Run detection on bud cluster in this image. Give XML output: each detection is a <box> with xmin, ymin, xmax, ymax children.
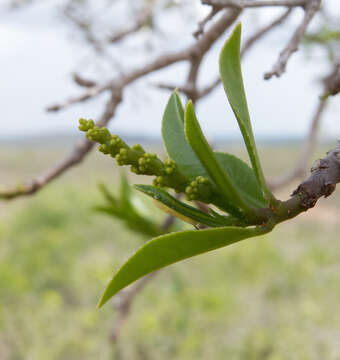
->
<box><xmin>185</xmin><ymin>176</ymin><xmax>212</xmax><ymax>202</ymax></box>
<box><xmin>79</xmin><ymin>118</ymin><xmax>215</xmax><ymax>204</ymax></box>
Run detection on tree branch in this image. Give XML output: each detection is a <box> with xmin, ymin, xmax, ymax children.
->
<box><xmin>0</xmin><ymin>90</ymin><xmax>122</xmax><ymax>199</ymax></box>
<box><xmin>72</xmin><ymin>72</ymin><xmax>97</xmax><ymax>88</ymax></box>
<box><xmin>322</xmin><ymin>62</ymin><xmax>340</xmax><ymax>98</ymax></box>
<box><xmin>202</xmin><ymin>0</ymin><xmax>306</xmax><ymax>9</ymax></box>
<box><xmin>156</xmin><ymin>8</ymin><xmax>292</xmax><ymax>99</ymax></box>
<box><xmin>193</xmin><ymin>6</ymin><xmax>221</xmax><ymax>39</ymax></box>
<box><xmin>269</xmin><ymin>97</ymin><xmax>328</xmax><ymax>190</ymax></box>
<box><xmin>46</xmin><ymin>8</ymin><xmax>241</xmax><ymax>113</ymax></box>
<box><xmin>122</xmin><ymin>7</ymin><xmax>242</xmax><ymax>86</ymax></box>
<box><xmin>46</xmin><ymin>82</ymin><xmax>113</xmax><ymax>112</ymax></box>
<box><xmin>110</xmin><ymin>270</ymin><xmax>158</xmax><ymax>342</ymax></box>
<box><xmin>292</xmin><ymin>144</ymin><xmax>340</xmax><ymax>210</ymax></box>
<box><xmin>1</xmin><ymin>8</ymin><xmax>241</xmax><ymax>200</ymax></box>
<box><xmin>264</xmin><ymin>0</ymin><xmax>321</xmax><ymax>79</ymax></box>
<box><xmin>249</xmin><ymin>144</ymin><xmax>340</xmax><ymax>226</ymax></box>
<box><xmin>241</xmin><ymin>7</ymin><xmax>292</xmax><ymax>55</ymax></box>
<box><xmin>108</xmin><ymin>2</ymin><xmax>154</xmax><ymax>44</ymax></box>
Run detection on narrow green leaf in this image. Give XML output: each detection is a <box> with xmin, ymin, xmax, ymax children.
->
<box><xmin>96</xmin><ymin>180</ymin><xmax>162</xmax><ymax>238</ymax></box>
<box><xmin>184</xmin><ymin>101</ymin><xmax>253</xmax><ymax>215</ymax></box>
<box><xmin>98</xmin><ymin>225</ymin><xmax>270</xmax><ymax>307</ymax></box>
<box><xmin>215</xmin><ymin>152</ymin><xmax>268</xmax><ymax>208</ymax></box>
<box><xmin>135</xmin><ymin>184</ymin><xmax>238</xmax><ymax>227</ymax></box>
<box><xmin>162</xmin><ymin>91</ymin><xmax>206</xmax><ymax>179</ymax></box>
<box><xmin>98</xmin><ymin>183</ymin><xmax>117</xmax><ymax>205</ymax></box>
<box><xmin>219</xmin><ymin>23</ymin><xmax>274</xmax><ymax>202</ymax></box>
<box><xmin>119</xmin><ymin>174</ymin><xmax>133</xmax><ymax>211</ymax></box>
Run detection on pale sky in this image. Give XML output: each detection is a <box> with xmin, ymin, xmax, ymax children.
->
<box><xmin>0</xmin><ymin>0</ymin><xmax>339</xmax><ymax>141</ymax></box>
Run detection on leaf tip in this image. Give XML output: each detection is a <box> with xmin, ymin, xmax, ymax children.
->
<box><xmin>231</xmin><ymin>22</ymin><xmax>242</xmax><ymax>41</ymax></box>
<box><xmin>185</xmin><ymin>99</ymin><xmax>195</xmax><ymax>118</ymax></box>
<box><xmin>97</xmin><ymin>293</ymin><xmax>108</xmax><ymax>309</ymax></box>
<box><xmin>97</xmin><ymin>279</ymin><xmax>120</xmax><ymax>308</ymax></box>
<box><xmin>184</xmin><ymin>101</ymin><xmax>194</xmax><ymax>136</ymax></box>
<box><xmin>186</xmin><ymin>99</ymin><xmax>193</xmax><ymax>108</ymax></box>
<box><xmin>219</xmin><ymin>22</ymin><xmax>242</xmax><ymax>66</ymax></box>
<box><xmin>235</xmin><ymin>21</ymin><xmax>242</xmax><ymax>33</ymax></box>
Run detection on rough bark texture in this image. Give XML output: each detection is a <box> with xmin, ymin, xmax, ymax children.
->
<box><xmin>293</xmin><ymin>144</ymin><xmax>340</xmax><ymax>210</ymax></box>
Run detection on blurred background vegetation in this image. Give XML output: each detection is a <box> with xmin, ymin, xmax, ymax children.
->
<box><xmin>1</xmin><ymin>0</ymin><xmax>340</xmax><ymax>358</ymax></box>
<box><xmin>1</xmin><ymin>141</ymin><xmax>340</xmax><ymax>359</ymax></box>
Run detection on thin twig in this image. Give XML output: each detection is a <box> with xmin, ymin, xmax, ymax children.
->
<box><xmin>155</xmin><ymin>8</ymin><xmax>292</xmax><ymax>99</ymax></box>
<box><xmin>108</xmin><ymin>1</ymin><xmax>154</xmax><ymax>43</ymax></box>
<box><xmin>0</xmin><ymin>90</ymin><xmax>122</xmax><ymax>199</ymax></box>
<box><xmin>202</xmin><ymin>0</ymin><xmax>306</xmax><ymax>9</ymax></box>
<box><xmin>193</xmin><ymin>6</ymin><xmax>221</xmax><ymax>39</ymax></box>
<box><xmin>241</xmin><ymin>8</ymin><xmax>292</xmax><ymax>55</ymax></box>
<box><xmin>269</xmin><ymin>97</ymin><xmax>328</xmax><ymax>190</ymax></box>
<box><xmin>46</xmin><ymin>8</ymin><xmax>241</xmax><ymax>113</ymax></box>
<box><xmin>1</xmin><ymin>8</ymin><xmax>241</xmax><ymax>200</ymax></box>
<box><xmin>322</xmin><ymin>62</ymin><xmax>340</xmax><ymax>98</ymax></box>
<box><xmin>46</xmin><ymin>82</ymin><xmax>114</xmax><ymax>112</ymax></box>
<box><xmin>110</xmin><ymin>271</ymin><xmax>158</xmax><ymax>342</ymax></box>
<box><xmin>122</xmin><ymin>7</ymin><xmax>242</xmax><ymax>86</ymax></box>
<box><xmin>264</xmin><ymin>0</ymin><xmax>321</xmax><ymax>79</ymax></box>
<box><xmin>62</xmin><ymin>4</ymin><xmax>104</xmax><ymax>54</ymax></box>
<box><xmin>73</xmin><ymin>73</ymin><xmax>97</xmax><ymax>88</ymax></box>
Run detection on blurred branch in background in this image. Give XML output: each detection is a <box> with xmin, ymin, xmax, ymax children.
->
<box><xmin>1</xmin><ymin>2</ymin><xmax>242</xmax><ymax>199</ymax></box>
<box><xmin>269</xmin><ymin>97</ymin><xmax>328</xmax><ymax>190</ymax></box>
<box><xmin>263</xmin><ymin>0</ymin><xmax>321</xmax><ymax>79</ymax></box>
<box><xmin>1</xmin><ymin>0</ymin><xmax>340</xmax><ymax>345</ymax></box>
<box><xmin>1</xmin><ymin>0</ymin><xmax>328</xmax><ymax>200</ymax></box>
<box><xmin>154</xmin><ymin>7</ymin><xmax>293</xmax><ymax>100</ymax></box>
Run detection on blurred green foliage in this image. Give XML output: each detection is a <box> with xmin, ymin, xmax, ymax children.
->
<box><xmin>1</xmin><ymin>175</ymin><xmax>340</xmax><ymax>358</ymax></box>
<box><xmin>303</xmin><ymin>25</ymin><xmax>340</xmax><ymax>62</ymax></box>
<box><xmin>95</xmin><ymin>175</ymin><xmax>175</xmax><ymax>238</ymax></box>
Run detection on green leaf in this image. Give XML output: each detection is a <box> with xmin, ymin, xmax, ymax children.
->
<box><xmin>98</xmin><ymin>183</ymin><xmax>117</xmax><ymax>205</ymax></box>
<box><xmin>215</xmin><ymin>152</ymin><xmax>268</xmax><ymax>208</ymax></box>
<box><xmin>135</xmin><ymin>184</ymin><xmax>239</xmax><ymax>227</ymax></box>
<box><xmin>96</xmin><ymin>181</ymin><xmax>162</xmax><ymax>238</ymax></box>
<box><xmin>219</xmin><ymin>23</ymin><xmax>273</xmax><ymax>202</ymax></box>
<box><xmin>162</xmin><ymin>91</ymin><xmax>206</xmax><ymax>179</ymax></box>
<box><xmin>184</xmin><ymin>101</ymin><xmax>253</xmax><ymax>216</ymax></box>
<box><xmin>119</xmin><ymin>174</ymin><xmax>134</xmax><ymax>212</ymax></box>
<box><xmin>98</xmin><ymin>224</ymin><xmax>269</xmax><ymax>307</ymax></box>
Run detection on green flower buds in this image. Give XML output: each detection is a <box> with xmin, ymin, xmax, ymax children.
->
<box><xmin>152</xmin><ymin>159</ymin><xmax>187</xmax><ymax>193</ymax></box>
<box><xmin>79</xmin><ymin>118</ymin><xmax>214</xmax><ymax>206</ymax></box>
<box><xmin>78</xmin><ymin>118</ymin><xmax>95</xmax><ymax>132</ymax></box>
<box><xmin>185</xmin><ymin>176</ymin><xmax>212</xmax><ymax>202</ymax></box>
<box><xmin>138</xmin><ymin>153</ymin><xmax>164</xmax><ymax>175</ymax></box>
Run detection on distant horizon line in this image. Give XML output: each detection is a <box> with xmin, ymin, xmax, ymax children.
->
<box><xmin>0</xmin><ymin>131</ymin><xmax>338</xmax><ymax>147</ymax></box>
